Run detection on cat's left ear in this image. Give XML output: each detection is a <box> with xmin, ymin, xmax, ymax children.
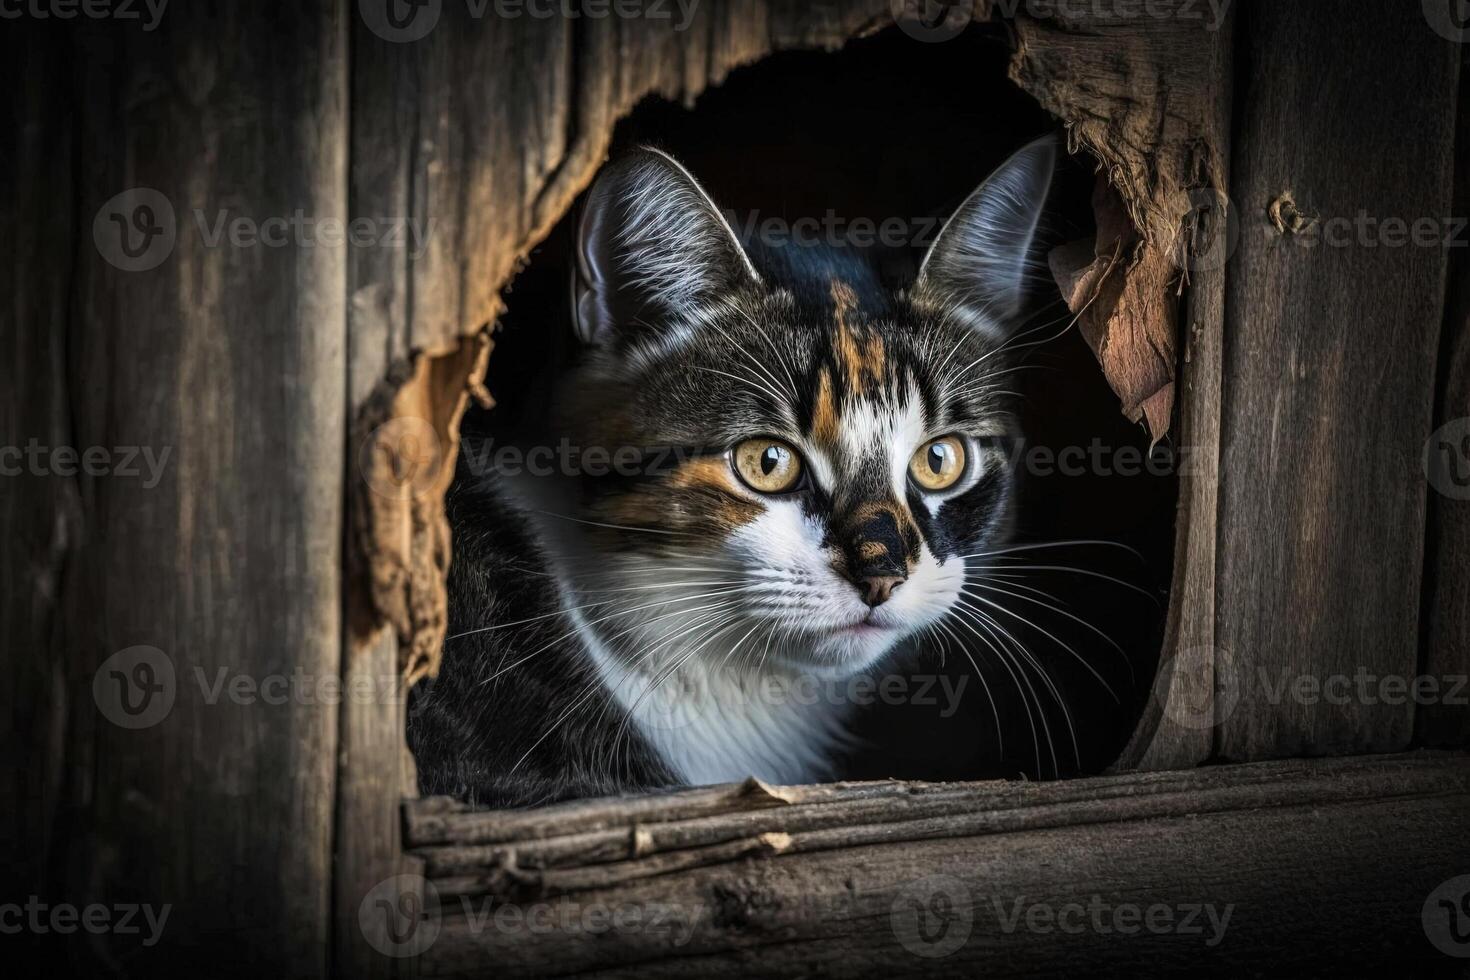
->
<box><xmin>573</xmin><ymin>148</ymin><xmax>761</xmax><ymax>348</ymax></box>
<box><xmin>914</xmin><ymin>135</ymin><xmax>1057</xmax><ymax>333</ymax></box>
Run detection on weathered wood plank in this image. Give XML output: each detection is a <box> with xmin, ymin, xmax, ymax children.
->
<box><xmin>1422</xmin><ymin>44</ymin><xmax>1470</xmax><ymax>749</ymax></box>
<box><xmin>405</xmin><ymin>754</ymin><xmax>1470</xmax><ymax>977</ymax></box>
<box><xmin>1217</xmin><ymin>0</ymin><xmax>1461</xmax><ymax>759</ymax></box>
<box><xmin>51</xmin><ymin>5</ymin><xmax>350</xmax><ymax>973</ymax></box>
<box><xmin>404</xmin><ymin>754</ymin><xmax>1464</xmax><ymax>886</ymax></box>
<box><xmin>1045</xmin><ymin>1</ymin><xmax>1236</xmax><ymax>771</ymax></box>
<box><xmin>0</xmin><ymin>21</ymin><xmax>77</xmax><ymax>905</ymax></box>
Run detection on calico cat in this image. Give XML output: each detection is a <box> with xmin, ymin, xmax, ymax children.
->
<box><xmin>408</xmin><ymin>136</ymin><xmax>1058</xmax><ymax>808</ymax></box>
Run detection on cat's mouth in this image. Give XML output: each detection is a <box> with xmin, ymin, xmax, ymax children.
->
<box><xmin>830</xmin><ymin>611</ymin><xmax>901</xmax><ymax>637</ymax></box>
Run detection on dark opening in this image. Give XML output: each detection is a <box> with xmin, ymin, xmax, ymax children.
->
<box><xmin>460</xmin><ymin>26</ymin><xmax>1175</xmax><ymax>782</ymax></box>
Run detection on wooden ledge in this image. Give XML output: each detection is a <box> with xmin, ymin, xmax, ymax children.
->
<box><xmin>400</xmin><ymin>753</ymin><xmax>1470</xmax><ymax>976</ymax></box>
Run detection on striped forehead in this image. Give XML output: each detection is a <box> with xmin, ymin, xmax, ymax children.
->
<box><xmin>813</xmin><ymin>388</ymin><xmax>927</xmax><ymax>502</ymax></box>
<box><xmin>798</xmin><ymin>279</ymin><xmax>928</xmax><ymax>497</ymax></box>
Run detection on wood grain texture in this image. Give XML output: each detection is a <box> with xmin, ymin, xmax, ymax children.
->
<box><xmin>1422</xmin><ymin>45</ymin><xmax>1470</xmax><ymax>749</ymax></box>
<box><xmin>401</xmin><ymin>754</ymin><xmax>1470</xmax><ymax>977</ymax></box>
<box><xmin>1092</xmin><ymin>2</ymin><xmax>1234</xmax><ymax>771</ymax></box>
<box><xmin>1217</xmin><ymin>0</ymin><xmax>1461</xmax><ymax>759</ymax></box>
<box><xmin>0</xmin><ymin>22</ymin><xmax>78</xmax><ymax>905</ymax></box>
<box><xmin>35</xmin><ymin>5</ymin><xmax>350</xmax><ymax>973</ymax></box>
<box><xmin>405</xmin><ymin>755</ymin><xmax>1461</xmax><ymax>890</ymax></box>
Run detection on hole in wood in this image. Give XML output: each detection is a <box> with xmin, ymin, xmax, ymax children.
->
<box><xmin>410</xmin><ymin>27</ymin><xmax>1175</xmax><ymax>807</ymax></box>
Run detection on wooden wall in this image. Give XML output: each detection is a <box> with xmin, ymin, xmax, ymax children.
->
<box><xmin>1215</xmin><ymin>1</ymin><xmax>1461</xmax><ymax>760</ymax></box>
<box><xmin>5</xmin><ymin>4</ymin><xmax>350</xmax><ymax>975</ymax></box>
<box><xmin>2</xmin><ymin>1</ymin><xmax>1465</xmax><ymax>976</ymax></box>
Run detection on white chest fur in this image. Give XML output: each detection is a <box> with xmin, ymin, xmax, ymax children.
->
<box><xmin>571</xmin><ymin>607</ymin><xmax>854</xmax><ymax>787</ymax></box>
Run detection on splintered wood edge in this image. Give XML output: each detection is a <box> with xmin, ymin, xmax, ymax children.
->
<box><xmin>403</xmin><ymin>752</ymin><xmax>1467</xmax><ymax>854</ymax></box>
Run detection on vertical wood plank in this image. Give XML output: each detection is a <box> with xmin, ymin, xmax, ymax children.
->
<box><xmin>1098</xmin><ymin>5</ymin><xmax>1235</xmax><ymax>771</ymax></box>
<box><xmin>1218</xmin><ymin>0</ymin><xmax>1459</xmax><ymax>759</ymax></box>
<box><xmin>55</xmin><ymin>4</ymin><xmax>350</xmax><ymax>972</ymax></box>
<box><xmin>0</xmin><ymin>21</ymin><xmax>77</xmax><ymax>907</ymax></box>
<box><xmin>1421</xmin><ymin>44</ymin><xmax>1470</xmax><ymax>748</ymax></box>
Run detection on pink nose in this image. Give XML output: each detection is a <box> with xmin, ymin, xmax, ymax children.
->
<box><xmin>857</xmin><ymin>575</ymin><xmax>904</xmax><ymax>607</ymax></box>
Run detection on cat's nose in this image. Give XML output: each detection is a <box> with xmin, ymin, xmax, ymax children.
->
<box><xmin>857</xmin><ymin>574</ymin><xmax>905</xmax><ymax>607</ymax></box>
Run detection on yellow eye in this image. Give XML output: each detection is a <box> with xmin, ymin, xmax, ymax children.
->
<box><xmin>733</xmin><ymin>438</ymin><xmax>804</xmax><ymax>494</ymax></box>
<box><xmin>910</xmin><ymin>436</ymin><xmax>967</xmax><ymax>491</ymax></box>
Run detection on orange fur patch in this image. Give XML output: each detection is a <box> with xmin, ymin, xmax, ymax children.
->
<box><xmin>813</xmin><ymin>368</ymin><xmax>840</xmax><ymax>445</ymax></box>
<box><xmin>670</xmin><ymin>457</ymin><xmax>762</xmax><ymax>529</ymax></box>
<box><xmin>830</xmin><ymin>278</ymin><xmax>886</xmax><ymax>393</ymax></box>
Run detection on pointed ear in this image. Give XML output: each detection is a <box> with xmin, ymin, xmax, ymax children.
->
<box><xmin>573</xmin><ymin>148</ymin><xmax>761</xmax><ymax>348</ymax></box>
<box><xmin>914</xmin><ymin>135</ymin><xmax>1057</xmax><ymax>331</ymax></box>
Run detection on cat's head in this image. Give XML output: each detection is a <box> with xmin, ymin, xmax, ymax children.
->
<box><xmin>551</xmin><ymin>139</ymin><xmax>1055</xmax><ymax>677</ymax></box>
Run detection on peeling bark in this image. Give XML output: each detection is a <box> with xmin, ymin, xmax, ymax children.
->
<box><xmin>351</xmin><ymin>334</ymin><xmax>493</xmax><ymax>685</ymax></box>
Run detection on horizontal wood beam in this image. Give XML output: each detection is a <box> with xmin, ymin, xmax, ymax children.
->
<box><xmin>394</xmin><ymin>754</ymin><xmax>1470</xmax><ymax>975</ymax></box>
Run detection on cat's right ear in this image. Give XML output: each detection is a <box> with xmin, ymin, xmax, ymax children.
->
<box><xmin>573</xmin><ymin>148</ymin><xmax>761</xmax><ymax>348</ymax></box>
<box><xmin>913</xmin><ymin>135</ymin><xmax>1057</xmax><ymax>334</ymax></box>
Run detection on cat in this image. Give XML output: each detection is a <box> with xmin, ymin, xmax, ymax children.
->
<box><xmin>408</xmin><ymin>136</ymin><xmax>1058</xmax><ymax>808</ymax></box>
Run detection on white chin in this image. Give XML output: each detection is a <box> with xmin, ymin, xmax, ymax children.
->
<box><xmin>778</xmin><ymin>624</ymin><xmax>908</xmax><ymax>678</ymax></box>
